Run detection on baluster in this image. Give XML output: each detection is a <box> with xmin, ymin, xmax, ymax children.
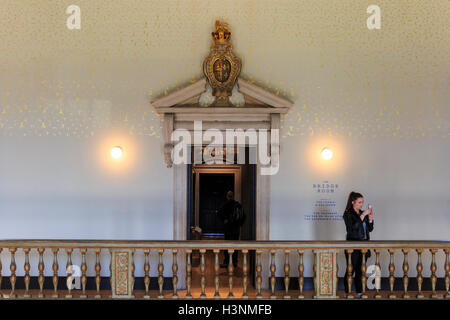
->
<box><xmin>336</xmin><ymin>257</ymin><xmax>340</xmax><ymax>299</ymax></box>
<box><xmin>213</xmin><ymin>250</ymin><xmax>220</xmax><ymax>299</ymax></box>
<box><xmin>65</xmin><ymin>248</ymin><xmax>73</xmax><ymax>298</ymax></box>
<box><xmin>131</xmin><ymin>249</ymin><xmax>135</xmax><ymax>298</ymax></box>
<box><xmin>94</xmin><ymin>249</ymin><xmax>101</xmax><ymax>298</ymax></box>
<box><xmin>37</xmin><ymin>248</ymin><xmax>45</xmax><ymax>298</ymax></box>
<box><xmin>346</xmin><ymin>250</ymin><xmax>354</xmax><ymax>299</ymax></box>
<box><xmin>416</xmin><ymin>249</ymin><xmax>424</xmax><ymax>299</ymax></box>
<box><xmin>313</xmin><ymin>251</ymin><xmax>317</xmax><ymax>295</ymax></box>
<box><xmin>158</xmin><ymin>249</ymin><xmax>164</xmax><ymax>299</ymax></box>
<box><xmin>186</xmin><ymin>249</ymin><xmax>192</xmax><ymax>299</ymax></box>
<box><xmin>227</xmin><ymin>250</ymin><xmax>234</xmax><ymax>299</ymax></box>
<box><xmin>430</xmin><ymin>249</ymin><xmax>438</xmax><ymax>299</ymax></box>
<box><xmin>143</xmin><ymin>249</ymin><xmax>150</xmax><ymax>299</ymax></box>
<box><xmin>270</xmin><ymin>250</ymin><xmax>276</xmax><ymax>299</ymax></box>
<box><xmin>242</xmin><ymin>250</ymin><xmax>249</xmax><ymax>299</ymax></box>
<box><xmin>9</xmin><ymin>248</ymin><xmax>17</xmax><ymax>298</ymax></box>
<box><xmin>172</xmin><ymin>250</ymin><xmax>178</xmax><ymax>299</ymax></box>
<box><xmin>402</xmin><ymin>249</ymin><xmax>409</xmax><ymax>298</ymax></box>
<box><xmin>374</xmin><ymin>249</ymin><xmax>381</xmax><ymax>299</ymax></box>
<box><xmin>283</xmin><ymin>250</ymin><xmax>290</xmax><ymax>299</ymax></box>
<box><xmin>80</xmin><ymin>249</ymin><xmax>87</xmax><ymax>298</ymax></box>
<box><xmin>0</xmin><ymin>248</ymin><xmax>2</xmax><ymax>299</ymax></box>
<box><xmin>23</xmin><ymin>248</ymin><xmax>31</xmax><ymax>298</ymax></box>
<box><xmin>388</xmin><ymin>249</ymin><xmax>396</xmax><ymax>299</ymax></box>
<box><xmin>298</xmin><ymin>250</ymin><xmax>304</xmax><ymax>299</ymax></box>
<box><xmin>109</xmin><ymin>249</ymin><xmax>112</xmax><ymax>298</ymax></box>
<box><xmin>444</xmin><ymin>249</ymin><xmax>449</xmax><ymax>299</ymax></box>
<box><xmin>256</xmin><ymin>250</ymin><xmax>262</xmax><ymax>299</ymax></box>
<box><xmin>199</xmin><ymin>249</ymin><xmax>207</xmax><ymax>298</ymax></box>
<box><xmin>336</xmin><ymin>256</ymin><xmax>339</xmax><ymax>290</ymax></box>
<box><xmin>361</xmin><ymin>249</ymin><xmax>368</xmax><ymax>299</ymax></box>
<box><xmin>52</xmin><ymin>248</ymin><xmax>59</xmax><ymax>298</ymax></box>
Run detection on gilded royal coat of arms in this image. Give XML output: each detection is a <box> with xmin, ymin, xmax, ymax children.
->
<box><xmin>203</xmin><ymin>21</ymin><xmax>242</xmax><ymax>100</ymax></box>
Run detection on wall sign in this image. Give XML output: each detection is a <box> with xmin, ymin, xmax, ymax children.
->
<box><xmin>304</xmin><ymin>181</ymin><xmax>342</xmax><ymax>221</ymax></box>
<box><xmin>313</xmin><ymin>182</ymin><xmax>338</xmax><ymax>193</ymax></box>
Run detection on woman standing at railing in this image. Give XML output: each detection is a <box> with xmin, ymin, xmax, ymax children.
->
<box><xmin>343</xmin><ymin>191</ymin><xmax>374</xmax><ymax>297</ymax></box>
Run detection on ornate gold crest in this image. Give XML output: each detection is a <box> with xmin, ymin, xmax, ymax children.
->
<box><xmin>203</xmin><ymin>21</ymin><xmax>242</xmax><ymax>100</ymax></box>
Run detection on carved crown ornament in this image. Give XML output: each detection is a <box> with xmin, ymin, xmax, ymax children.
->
<box><xmin>203</xmin><ymin>20</ymin><xmax>242</xmax><ymax>101</ymax></box>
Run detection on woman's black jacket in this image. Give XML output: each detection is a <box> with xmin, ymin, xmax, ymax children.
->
<box><xmin>343</xmin><ymin>208</ymin><xmax>374</xmax><ymax>241</ymax></box>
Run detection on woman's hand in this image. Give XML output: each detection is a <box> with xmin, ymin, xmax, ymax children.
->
<box><xmin>361</xmin><ymin>208</ymin><xmax>370</xmax><ymax>220</ymax></box>
<box><xmin>369</xmin><ymin>209</ymin><xmax>374</xmax><ymax>222</ymax></box>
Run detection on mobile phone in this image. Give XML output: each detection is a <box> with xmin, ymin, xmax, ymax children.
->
<box><xmin>368</xmin><ymin>204</ymin><xmax>372</xmax><ymax>209</ymax></box>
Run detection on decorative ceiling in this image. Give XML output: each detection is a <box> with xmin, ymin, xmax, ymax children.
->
<box><xmin>0</xmin><ymin>0</ymin><xmax>448</xmax><ymax>139</ymax></box>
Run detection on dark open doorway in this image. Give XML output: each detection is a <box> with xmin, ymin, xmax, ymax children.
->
<box><xmin>187</xmin><ymin>164</ymin><xmax>256</xmax><ymax>241</ymax></box>
<box><xmin>199</xmin><ymin>173</ymin><xmax>234</xmax><ymax>237</ymax></box>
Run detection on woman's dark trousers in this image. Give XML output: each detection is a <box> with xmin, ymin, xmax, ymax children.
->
<box><xmin>344</xmin><ymin>249</ymin><xmax>369</xmax><ymax>293</ymax></box>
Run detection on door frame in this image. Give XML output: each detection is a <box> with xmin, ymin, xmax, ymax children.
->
<box><xmin>192</xmin><ymin>165</ymin><xmax>242</xmax><ymax>229</ymax></box>
<box><xmin>174</xmin><ymin>161</ymin><xmax>270</xmax><ymax>241</ymax></box>
<box><xmin>173</xmin><ymin>158</ymin><xmax>271</xmax><ymax>289</ymax></box>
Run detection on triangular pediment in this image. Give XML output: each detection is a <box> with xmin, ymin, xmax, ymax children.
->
<box><xmin>151</xmin><ymin>77</ymin><xmax>293</xmax><ymax>114</ymax></box>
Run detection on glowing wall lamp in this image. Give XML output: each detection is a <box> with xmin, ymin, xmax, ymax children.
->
<box><xmin>110</xmin><ymin>146</ymin><xmax>123</xmax><ymax>159</ymax></box>
<box><xmin>321</xmin><ymin>147</ymin><xmax>333</xmax><ymax>160</ymax></box>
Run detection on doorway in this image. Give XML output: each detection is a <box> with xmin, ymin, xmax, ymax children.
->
<box><xmin>189</xmin><ymin>165</ymin><xmax>242</xmax><ymax>239</ymax></box>
<box><xmin>187</xmin><ymin>164</ymin><xmax>255</xmax><ymax>241</ymax></box>
<box><xmin>199</xmin><ymin>173</ymin><xmax>234</xmax><ymax>237</ymax></box>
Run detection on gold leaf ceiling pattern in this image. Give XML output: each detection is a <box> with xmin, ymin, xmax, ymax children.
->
<box><xmin>0</xmin><ymin>0</ymin><xmax>448</xmax><ymax>139</ymax></box>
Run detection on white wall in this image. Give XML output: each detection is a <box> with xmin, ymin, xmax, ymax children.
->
<box><xmin>270</xmin><ymin>134</ymin><xmax>449</xmax><ymax>277</ymax></box>
<box><xmin>0</xmin><ymin>134</ymin><xmax>174</xmax><ymax>276</ymax></box>
<box><xmin>0</xmin><ymin>1</ymin><xmax>448</xmax><ymax>279</ymax></box>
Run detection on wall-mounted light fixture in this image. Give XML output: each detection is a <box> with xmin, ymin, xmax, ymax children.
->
<box><xmin>110</xmin><ymin>146</ymin><xmax>123</xmax><ymax>159</ymax></box>
<box><xmin>321</xmin><ymin>147</ymin><xmax>333</xmax><ymax>160</ymax></box>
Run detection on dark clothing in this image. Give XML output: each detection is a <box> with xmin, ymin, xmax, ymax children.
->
<box><xmin>223</xmin><ymin>228</ymin><xmax>240</xmax><ymax>266</ymax></box>
<box><xmin>218</xmin><ymin>199</ymin><xmax>243</xmax><ymax>266</ymax></box>
<box><xmin>343</xmin><ymin>208</ymin><xmax>374</xmax><ymax>241</ymax></box>
<box><xmin>344</xmin><ymin>250</ymin><xmax>370</xmax><ymax>293</ymax></box>
<box><xmin>343</xmin><ymin>208</ymin><xmax>374</xmax><ymax>293</ymax></box>
<box><xmin>218</xmin><ymin>199</ymin><xmax>245</xmax><ymax>231</ymax></box>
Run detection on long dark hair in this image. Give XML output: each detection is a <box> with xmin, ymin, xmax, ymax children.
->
<box><xmin>344</xmin><ymin>191</ymin><xmax>364</xmax><ymax>213</ymax></box>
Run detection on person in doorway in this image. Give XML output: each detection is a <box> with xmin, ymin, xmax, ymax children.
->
<box><xmin>218</xmin><ymin>190</ymin><xmax>245</xmax><ymax>268</ymax></box>
<box><xmin>342</xmin><ymin>191</ymin><xmax>374</xmax><ymax>298</ymax></box>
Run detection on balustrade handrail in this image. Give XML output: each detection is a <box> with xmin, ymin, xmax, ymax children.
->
<box><xmin>0</xmin><ymin>239</ymin><xmax>448</xmax><ymax>299</ymax></box>
<box><xmin>0</xmin><ymin>239</ymin><xmax>448</xmax><ymax>250</ymax></box>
